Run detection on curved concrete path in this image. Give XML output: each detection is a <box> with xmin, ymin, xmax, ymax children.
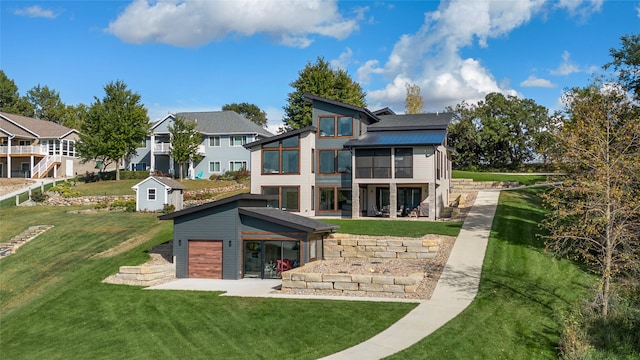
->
<box><xmin>320</xmin><ymin>190</ymin><xmax>500</xmax><ymax>359</ymax></box>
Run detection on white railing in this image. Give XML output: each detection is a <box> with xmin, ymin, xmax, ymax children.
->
<box><xmin>153</xmin><ymin>142</ymin><xmax>171</xmax><ymax>154</ymax></box>
<box><xmin>32</xmin><ymin>155</ymin><xmax>61</xmax><ymax>178</ymax></box>
<box><xmin>0</xmin><ymin>145</ymin><xmax>47</xmax><ymax>155</ymax></box>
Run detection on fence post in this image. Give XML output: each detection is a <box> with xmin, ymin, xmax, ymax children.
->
<box><xmin>28</xmin><ymin>188</ymin><xmax>32</xmax><ymax>201</ymax></box>
<box><xmin>16</xmin><ymin>194</ymin><xmax>19</xmax><ymax>206</ymax></box>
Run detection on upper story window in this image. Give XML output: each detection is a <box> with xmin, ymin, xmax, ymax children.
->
<box><xmin>261</xmin><ymin>136</ymin><xmax>299</xmax><ymax>175</ymax></box>
<box><xmin>355</xmin><ymin>148</ymin><xmax>391</xmax><ymax>179</ymax></box>
<box><xmin>318</xmin><ymin>149</ymin><xmax>351</xmax><ymax>175</ymax></box>
<box><xmin>395</xmin><ymin>148</ymin><xmax>413</xmax><ymax>178</ymax></box>
<box><xmin>318</xmin><ymin>116</ymin><xmax>353</xmax><ymax>137</ymax></box>
<box><xmin>42</xmin><ymin>139</ymin><xmax>77</xmax><ymax>157</ymax></box>
<box><xmin>147</xmin><ymin>188</ymin><xmax>156</xmax><ymax>201</ymax></box>
<box><xmin>231</xmin><ymin>135</ymin><xmax>247</xmax><ymax>146</ymax></box>
<box><xmin>209</xmin><ymin>136</ymin><xmax>220</xmax><ymax>147</ymax></box>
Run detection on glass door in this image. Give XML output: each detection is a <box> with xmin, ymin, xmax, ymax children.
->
<box><xmin>244</xmin><ymin>240</ymin><xmax>301</xmax><ymax>279</ymax></box>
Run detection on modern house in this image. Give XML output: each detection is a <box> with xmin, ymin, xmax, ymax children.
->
<box><xmin>132</xmin><ymin>176</ymin><xmax>186</xmax><ymax>212</ymax></box>
<box><xmin>244</xmin><ymin>94</ymin><xmax>454</xmax><ymax>220</ymax></box>
<box><xmin>0</xmin><ymin>112</ymin><xmax>95</xmax><ymax>178</ymax></box>
<box><xmin>159</xmin><ymin>194</ymin><xmax>338</xmax><ymax>279</ymax></box>
<box><xmin>127</xmin><ymin>111</ymin><xmax>273</xmax><ymax>179</ymax></box>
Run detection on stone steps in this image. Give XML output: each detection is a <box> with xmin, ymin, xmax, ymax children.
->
<box><xmin>0</xmin><ymin>225</ymin><xmax>54</xmax><ymax>259</ymax></box>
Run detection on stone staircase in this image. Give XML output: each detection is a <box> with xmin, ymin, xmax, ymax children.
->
<box><xmin>0</xmin><ymin>225</ymin><xmax>54</xmax><ymax>258</ymax></box>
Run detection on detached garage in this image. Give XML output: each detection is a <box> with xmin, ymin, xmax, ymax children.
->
<box><xmin>159</xmin><ymin>194</ymin><xmax>338</xmax><ymax>280</ymax></box>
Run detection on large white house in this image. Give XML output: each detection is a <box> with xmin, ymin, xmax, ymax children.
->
<box><xmin>244</xmin><ymin>94</ymin><xmax>454</xmax><ymax>220</ymax></box>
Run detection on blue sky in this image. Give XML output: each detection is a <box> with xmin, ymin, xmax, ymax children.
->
<box><xmin>1</xmin><ymin>0</ymin><xmax>638</xmax><ymax>132</ymax></box>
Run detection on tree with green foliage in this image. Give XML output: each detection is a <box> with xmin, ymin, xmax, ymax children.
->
<box><xmin>283</xmin><ymin>57</ymin><xmax>366</xmax><ymax>130</ymax></box>
<box><xmin>541</xmin><ymin>83</ymin><xmax>640</xmax><ymax>317</ymax></box>
<box><xmin>405</xmin><ymin>83</ymin><xmax>424</xmax><ymax>114</ymax></box>
<box><xmin>604</xmin><ymin>33</ymin><xmax>640</xmax><ymax>99</ymax></box>
<box><xmin>0</xmin><ymin>70</ymin><xmax>34</xmax><ymax>115</ymax></box>
<box><xmin>59</xmin><ymin>103</ymin><xmax>88</xmax><ymax>129</ymax></box>
<box><xmin>447</xmin><ymin>93</ymin><xmax>554</xmax><ymax>170</ymax></box>
<box><xmin>77</xmin><ymin>80</ymin><xmax>150</xmax><ymax>181</ymax></box>
<box><xmin>169</xmin><ymin>116</ymin><xmax>202</xmax><ymax>180</ymax></box>
<box><xmin>26</xmin><ymin>84</ymin><xmax>66</xmax><ymax>123</ymax></box>
<box><xmin>222</xmin><ymin>102</ymin><xmax>268</xmax><ymax>127</ymax></box>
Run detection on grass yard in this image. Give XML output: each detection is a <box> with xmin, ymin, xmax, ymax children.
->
<box><xmin>452</xmin><ymin>170</ymin><xmax>553</xmax><ymax>185</ymax></box>
<box><xmin>0</xmin><ymin>204</ymin><xmax>416</xmax><ymax>360</ymax></box>
<box><xmin>70</xmin><ymin>178</ymin><xmax>243</xmax><ymax>196</ymax></box>
<box><xmin>325</xmin><ymin>219</ymin><xmax>462</xmax><ymax>237</ymax></box>
<box><xmin>388</xmin><ymin>188</ymin><xmax>594</xmax><ymax>359</ymax></box>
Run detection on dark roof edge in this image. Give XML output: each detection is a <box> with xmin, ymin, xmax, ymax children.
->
<box><xmin>244</xmin><ymin>125</ymin><xmax>316</xmax><ymax>148</ymax></box>
<box><xmin>302</xmin><ymin>94</ymin><xmax>380</xmax><ymax>123</ymax></box>
<box><xmin>367</xmin><ymin>124</ymin><xmax>449</xmax><ymax>132</ymax></box>
<box><xmin>158</xmin><ymin>193</ymin><xmax>271</xmax><ymax>220</ymax></box>
<box><xmin>238</xmin><ymin>208</ymin><xmax>339</xmax><ymax>233</ymax></box>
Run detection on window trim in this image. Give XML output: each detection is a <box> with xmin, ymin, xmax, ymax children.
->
<box><xmin>261</xmin><ymin>186</ymin><xmax>300</xmax><ymax>212</ymax></box>
<box><xmin>147</xmin><ymin>188</ymin><xmax>157</xmax><ymax>201</ymax></box>
<box><xmin>260</xmin><ymin>135</ymin><xmax>300</xmax><ymax>175</ymax></box>
<box><xmin>317</xmin><ymin>186</ymin><xmax>352</xmax><ymax>213</ymax></box>
<box><xmin>229</xmin><ymin>160</ymin><xmax>247</xmax><ymax>171</ymax></box>
<box><xmin>209</xmin><ymin>136</ymin><xmax>221</xmax><ymax>147</ymax></box>
<box><xmin>230</xmin><ymin>135</ymin><xmax>247</xmax><ymax>147</ymax></box>
<box><xmin>209</xmin><ymin>161</ymin><xmax>221</xmax><ymax>173</ymax></box>
<box><xmin>317</xmin><ymin>149</ymin><xmax>352</xmax><ymax>175</ymax></box>
<box><xmin>317</xmin><ymin>115</ymin><xmax>354</xmax><ymax>138</ymax></box>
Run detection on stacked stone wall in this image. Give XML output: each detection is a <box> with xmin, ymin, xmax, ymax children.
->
<box><xmin>282</xmin><ymin>270</ymin><xmax>424</xmax><ymax>296</ymax></box>
<box><xmin>323</xmin><ymin>233</ymin><xmax>441</xmax><ymax>260</ymax></box>
<box><xmin>105</xmin><ymin>263</ymin><xmax>175</xmax><ymax>286</ymax></box>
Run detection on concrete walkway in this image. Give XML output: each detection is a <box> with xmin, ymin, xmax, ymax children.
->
<box><xmin>149</xmin><ymin>190</ymin><xmax>502</xmax><ymax>359</ymax></box>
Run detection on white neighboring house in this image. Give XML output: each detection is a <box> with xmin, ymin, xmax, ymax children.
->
<box><xmin>127</xmin><ymin>111</ymin><xmax>272</xmax><ymax>179</ymax></box>
<box><xmin>244</xmin><ymin>94</ymin><xmax>454</xmax><ymax>220</ymax></box>
<box><xmin>0</xmin><ymin>112</ymin><xmax>96</xmax><ymax>178</ymax></box>
<box><xmin>132</xmin><ymin>176</ymin><xmax>186</xmax><ymax>212</ymax></box>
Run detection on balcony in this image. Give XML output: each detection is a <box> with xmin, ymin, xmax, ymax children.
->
<box><xmin>153</xmin><ymin>142</ymin><xmax>171</xmax><ymax>154</ymax></box>
<box><xmin>0</xmin><ymin>145</ymin><xmax>47</xmax><ymax>156</ymax></box>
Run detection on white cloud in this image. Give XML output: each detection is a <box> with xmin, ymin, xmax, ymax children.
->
<box><xmin>107</xmin><ymin>0</ymin><xmax>359</xmax><ymax>48</ymax></box>
<box><xmin>556</xmin><ymin>0</ymin><xmax>603</xmax><ymax>21</ymax></box>
<box><xmin>550</xmin><ymin>51</ymin><xmax>581</xmax><ymax>76</ymax></box>
<box><xmin>520</xmin><ymin>75</ymin><xmax>556</xmax><ymax>88</ymax></box>
<box><xmin>360</xmin><ymin>0</ymin><xmax>538</xmax><ymax>111</ymax></box>
<box><xmin>331</xmin><ymin>48</ymin><xmax>353</xmax><ymax>70</ymax></box>
<box><xmin>14</xmin><ymin>5</ymin><xmax>58</xmax><ymax>19</ymax></box>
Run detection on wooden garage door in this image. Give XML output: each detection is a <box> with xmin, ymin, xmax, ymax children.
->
<box><xmin>188</xmin><ymin>240</ymin><xmax>223</xmax><ymax>279</ymax></box>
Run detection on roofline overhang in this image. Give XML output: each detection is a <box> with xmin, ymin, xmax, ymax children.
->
<box><xmin>238</xmin><ymin>208</ymin><xmax>339</xmax><ymax>233</ymax></box>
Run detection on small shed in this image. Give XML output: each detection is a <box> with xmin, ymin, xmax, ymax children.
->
<box><xmin>132</xmin><ymin>176</ymin><xmax>186</xmax><ymax>212</ymax></box>
<box><xmin>158</xmin><ymin>194</ymin><xmax>338</xmax><ymax>280</ymax></box>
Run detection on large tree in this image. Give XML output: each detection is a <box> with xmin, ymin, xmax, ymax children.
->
<box><xmin>447</xmin><ymin>93</ymin><xmax>554</xmax><ymax>170</ymax></box>
<box><xmin>59</xmin><ymin>103</ymin><xmax>88</xmax><ymax>130</ymax></box>
<box><xmin>0</xmin><ymin>70</ymin><xmax>34</xmax><ymax>115</ymax></box>
<box><xmin>405</xmin><ymin>83</ymin><xmax>424</xmax><ymax>114</ymax></box>
<box><xmin>604</xmin><ymin>33</ymin><xmax>640</xmax><ymax>99</ymax></box>
<box><xmin>283</xmin><ymin>57</ymin><xmax>366</xmax><ymax>130</ymax></box>
<box><xmin>26</xmin><ymin>84</ymin><xmax>66</xmax><ymax>123</ymax></box>
<box><xmin>169</xmin><ymin>116</ymin><xmax>202</xmax><ymax>180</ymax></box>
<box><xmin>222</xmin><ymin>102</ymin><xmax>268</xmax><ymax>127</ymax></box>
<box><xmin>541</xmin><ymin>83</ymin><xmax>640</xmax><ymax>317</ymax></box>
<box><xmin>77</xmin><ymin>80</ymin><xmax>150</xmax><ymax>181</ymax></box>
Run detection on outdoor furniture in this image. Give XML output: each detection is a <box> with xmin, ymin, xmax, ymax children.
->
<box><xmin>277</xmin><ymin>259</ymin><xmax>293</xmax><ymax>276</ymax></box>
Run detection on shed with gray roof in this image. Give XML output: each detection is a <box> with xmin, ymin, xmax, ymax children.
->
<box><xmin>159</xmin><ymin>194</ymin><xmax>338</xmax><ymax>279</ymax></box>
<box><xmin>132</xmin><ymin>176</ymin><xmax>186</xmax><ymax>212</ymax></box>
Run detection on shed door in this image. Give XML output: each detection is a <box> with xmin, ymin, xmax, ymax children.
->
<box><xmin>188</xmin><ymin>240</ymin><xmax>223</xmax><ymax>279</ymax></box>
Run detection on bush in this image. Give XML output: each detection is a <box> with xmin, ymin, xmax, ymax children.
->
<box><xmin>119</xmin><ymin>170</ymin><xmax>150</xmax><ymax>180</ymax></box>
<box><xmin>31</xmin><ymin>189</ymin><xmax>48</xmax><ymax>203</ymax></box>
<box><xmin>109</xmin><ymin>198</ymin><xmax>136</xmax><ymax>212</ymax></box>
<box><xmin>50</xmin><ymin>181</ymin><xmax>80</xmax><ymax>198</ymax></box>
<box><xmin>162</xmin><ymin>204</ymin><xmax>175</xmax><ymax>214</ymax></box>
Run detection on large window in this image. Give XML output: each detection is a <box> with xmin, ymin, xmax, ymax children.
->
<box><xmin>262</xmin><ymin>186</ymin><xmax>299</xmax><ymax>211</ymax></box>
<box><xmin>209</xmin><ymin>136</ymin><xmax>220</xmax><ymax>147</ymax></box>
<box><xmin>318</xmin><ymin>116</ymin><xmax>353</xmax><ymax>137</ymax></box>
<box><xmin>209</xmin><ymin>161</ymin><xmax>220</xmax><ymax>173</ymax></box>
<box><xmin>42</xmin><ymin>139</ymin><xmax>76</xmax><ymax>157</ymax></box>
<box><xmin>261</xmin><ymin>136</ymin><xmax>299</xmax><ymax>174</ymax></box>
<box><xmin>355</xmin><ymin>149</ymin><xmax>391</xmax><ymax>178</ymax></box>
<box><xmin>318</xmin><ymin>149</ymin><xmax>351</xmax><ymax>175</ymax></box>
<box><xmin>229</xmin><ymin>161</ymin><xmax>247</xmax><ymax>171</ymax></box>
<box><xmin>318</xmin><ymin>187</ymin><xmax>352</xmax><ymax>212</ymax></box>
<box><xmin>395</xmin><ymin>148</ymin><xmax>413</xmax><ymax>178</ymax></box>
<box><xmin>231</xmin><ymin>136</ymin><xmax>247</xmax><ymax>146</ymax></box>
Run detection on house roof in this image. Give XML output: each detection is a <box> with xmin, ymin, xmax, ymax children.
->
<box><xmin>0</xmin><ymin>112</ymin><xmax>77</xmax><ymax>139</ymax></box>
<box><xmin>175</xmin><ymin>111</ymin><xmax>273</xmax><ymax>137</ymax></box>
<box><xmin>158</xmin><ymin>193</ymin><xmax>273</xmax><ymax>220</ymax></box>
<box><xmin>238</xmin><ymin>207</ymin><xmax>339</xmax><ymax>233</ymax></box>
<box><xmin>132</xmin><ymin>176</ymin><xmax>187</xmax><ymax>191</ymax></box>
<box><xmin>370</xmin><ymin>113</ymin><xmax>453</xmax><ymax>131</ymax></box>
<box><xmin>372</xmin><ymin>107</ymin><xmax>396</xmax><ymax>116</ymax></box>
<box><xmin>243</xmin><ymin>125</ymin><xmax>316</xmax><ymax>149</ymax></box>
<box><xmin>343</xmin><ymin>129</ymin><xmax>448</xmax><ymax>148</ymax></box>
<box><xmin>302</xmin><ymin>94</ymin><xmax>380</xmax><ymax>123</ymax></box>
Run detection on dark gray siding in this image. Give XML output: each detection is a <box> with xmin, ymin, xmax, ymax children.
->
<box><xmin>173</xmin><ymin>202</ymin><xmax>241</xmax><ymax>279</ymax></box>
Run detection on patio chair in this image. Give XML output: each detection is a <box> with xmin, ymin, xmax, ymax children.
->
<box><xmin>276</xmin><ymin>259</ymin><xmax>293</xmax><ymax>276</ymax></box>
<box><xmin>194</xmin><ymin>171</ymin><xmax>204</xmax><ymax>179</ymax></box>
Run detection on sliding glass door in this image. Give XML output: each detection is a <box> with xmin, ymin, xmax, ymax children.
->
<box><xmin>243</xmin><ymin>240</ymin><xmax>300</xmax><ymax>279</ymax></box>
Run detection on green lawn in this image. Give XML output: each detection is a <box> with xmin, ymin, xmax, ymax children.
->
<box><xmin>388</xmin><ymin>188</ymin><xmax>594</xmax><ymax>359</ymax></box>
<box><xmin>452</xmin><ymin>170</ymin><xmax>553</xmax><ymax>185</ymax></box>
<box><xmin>0</xmin><ymin>204</ymin><xmax>415</xmax><ymax>360</ymax></box>
<box><xmin>69</xmin><ymin>178</ymin><xmax>243</xmax><ymax>196</ymax></box>
<box><xmin>325</xmin><ymin>219</ymin><xmax>462</xmax><ymax>237</ymax></box>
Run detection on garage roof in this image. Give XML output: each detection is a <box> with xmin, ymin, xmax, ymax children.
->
<box><xmin>239</xmin><ymin>207</ymin><xmax>339</xmax><ymax>233</ymax></box>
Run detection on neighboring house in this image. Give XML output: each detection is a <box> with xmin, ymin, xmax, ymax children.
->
<box><xmin>244</xmin><ymin>94</ymin><xmax>454</xmax><ymax>220</ymax></box>
<box><xmin>132</xmin><ymin>176</ymin><xmax>186</xmax><ymax>212</ymax></box>
<box><xmin>159</xmin><ymin>194</ymin><xmax>338</xmax><ymax>279</ymax></box>
<box><xmin>0</xmin><ymin>112</ymin><xmax>95</xmax><ymax>178</ymax></box>
<box><xmin>127</xmin><ymin>111</ymin><xmax>273</xmax><ymax>179</ymax></box>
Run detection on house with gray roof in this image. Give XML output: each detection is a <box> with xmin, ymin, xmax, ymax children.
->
<box><xmin>159</xmin><ymin>194</ymin><xmax>338</xmax><ymax>279</ymax></box>
<box><xmin>244</xmin><ymin>94</ymin><xmax>454</xmax><ymax>220</ymax></box>
<box><xmin>127</xmin><ymin>111</ymin><xmax>273</xmax><ymax>179</ymax></box>
<box><xmin>0</xmin><ymin>112</ymin><xmax>96</xmax><ymax>178</ymax></box>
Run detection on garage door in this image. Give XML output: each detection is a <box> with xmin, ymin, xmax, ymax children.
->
<box><xmin>188</xmin><ymin>240</ymin><xmax>223</xmax><ymax>279</ymax></box>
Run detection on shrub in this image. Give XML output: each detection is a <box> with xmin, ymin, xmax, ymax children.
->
<box><xmin>119</xmin><ymin>170</ymin><xmax>150</xmax><ymax>180</ymax></box>
<box><xmin>162</xmin><ymin>204</ymin><xmax>175</xmax><ymax>214</ymax></box>
<box><xmin>109</xmin><ymin>198</ymin><xmax>136</xmax><ymax>212</ymax></box>
<box><xmin>50</xmin><ymin>181</ymin><xmax>80</xmax><ymax>198</ymax></box>
<box><xmin>31</xmin><ymin>189</ymin><xmax>48</xmax><ymax>203</ymax></box>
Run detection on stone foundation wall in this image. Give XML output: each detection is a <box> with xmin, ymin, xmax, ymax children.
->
<box><xmin>282</xmin><ymin>270</ymin><xmax>424</xmax><ymax>296</ymax></box>
<box><xmin>323</xmin><ymin>233</ymin><xmax>441</xmax><ymax>260</ymax></box>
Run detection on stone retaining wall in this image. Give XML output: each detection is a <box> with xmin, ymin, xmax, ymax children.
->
<box><xmin>450</xmin><ymin>178</ymin><xmax>520</xmax><ymax>193</ymax></box>
<box><xmin>323</xmin><ymin>233</ymin><xmax>441</xmax><ymax>260</ymax></box>
<box><xmin>107</xmin><ymin>263</ymin><xmax>175</xmax><ymax>285</ymax></box>
<box><xmin>282</xmin><ymin>270</ymin><xmax>424</xmax><ymax>296</ymax></box>
<box><xmin>44</xmin><ymin>195</ymin><xmax>134</xmax><ymax>206</ymax></box>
